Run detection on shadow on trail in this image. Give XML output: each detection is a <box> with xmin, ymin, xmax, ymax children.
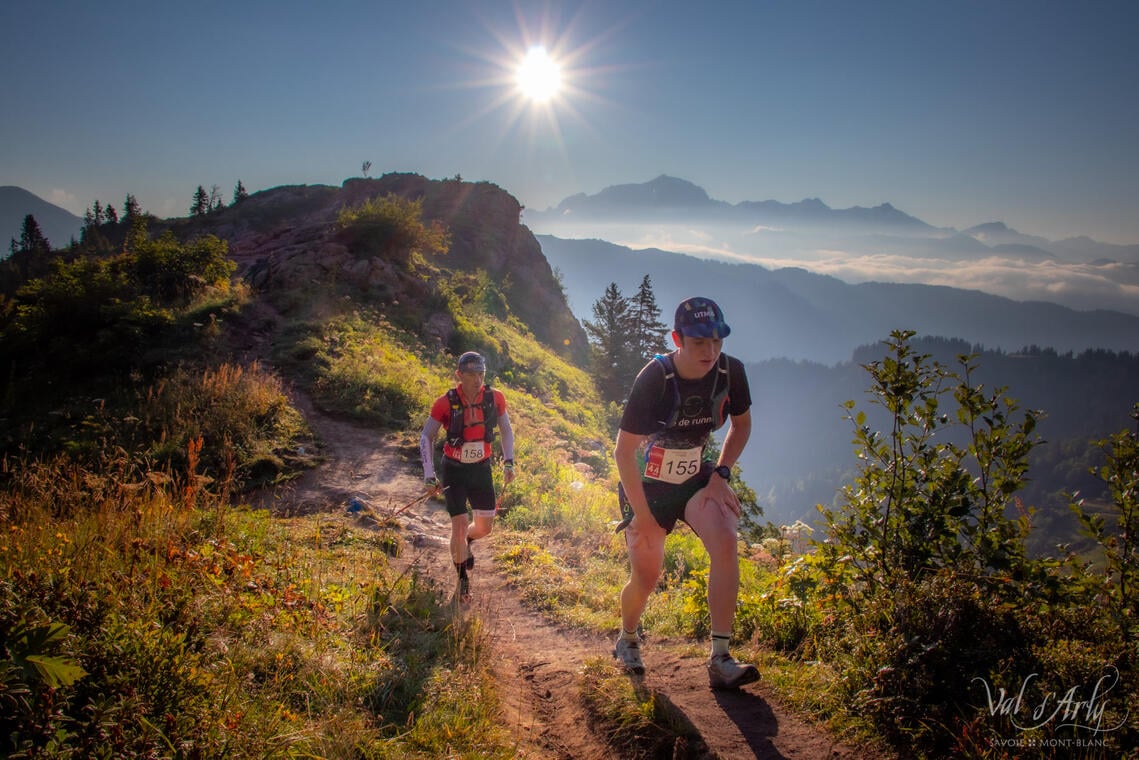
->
<box><xmin>713</xmin><ymin>688</ymin><xmax>788</xmax><ymax>759</ymax></box>
<box><xmin>624</xmin><ymin>678</ymin><xmax>790</xmax><ymax>760</ymax></box>
<box><xmin>626</xmin><ymin>678</ymin><xmax>718</xmax><ymax>759</ymax></box>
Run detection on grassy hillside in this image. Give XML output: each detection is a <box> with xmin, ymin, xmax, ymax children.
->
<box><xmin>2</xmin><ymin>183</ymin><xmax>1136</xmax><ymax>758</ymax></box>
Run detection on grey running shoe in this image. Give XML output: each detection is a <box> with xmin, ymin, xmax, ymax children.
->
<box><xmin>707</xmin><ymin>654</ymin><xmax>760</xmax><ymax>690</ymax></box>
<box><xmin>613</xmin><ymin>637</ymin><xmax>645</xmax><ymax>674</ymax></box>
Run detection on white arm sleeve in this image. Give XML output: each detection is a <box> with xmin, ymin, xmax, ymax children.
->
<box><xmin>498</xmin><ymin>410</ymin><xmax>515</xmax><ymax>461</ymax></box>
<box><xmin>420</xmin><ymin>417</ymin><xmax>442</xmax><ymax>480</ymax></box>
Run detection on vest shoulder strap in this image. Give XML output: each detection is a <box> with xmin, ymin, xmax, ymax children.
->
<box><xmin>445</xmin><ymin>386</ymin><xmax>498</xmax><ymax>445</ymax></box>
<box><xmin>652</xmin><ymin>354</ymin><xmax>680</xmax><ymax>429</ymax></box>
<box><xmin>652</xmin><ymin>353</ymin><xmax>731</xmax><ymax>430</ymax></box>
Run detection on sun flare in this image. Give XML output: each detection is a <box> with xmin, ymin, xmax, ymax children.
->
<box><xmin>516</xmin><ymin>46</ymin><xmax>562</xmax><ymax>102</ymax></box>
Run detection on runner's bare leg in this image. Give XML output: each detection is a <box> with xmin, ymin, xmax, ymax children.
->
<box><xmin>685</xmin><ymin>490</ymin><xmax>740</xmax><ymax>633</ymax></box>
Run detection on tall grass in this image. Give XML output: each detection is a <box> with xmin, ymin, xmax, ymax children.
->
<box><xmin>306</xmin><ymin>311</ymin><xmax>442</xmax><ymax>427</ymax></box>
<box><xmin>0</xmin><ymin>451</ymin><xmax>511</xmax><ymax>758</ymax></box>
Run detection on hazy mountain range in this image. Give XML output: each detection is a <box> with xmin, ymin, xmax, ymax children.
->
<box><xmin>1</xmin><ymin>186</ymin><xmax>83</xmax><ymax>249</ymax></box>
<box><xmin>524</xmin><ymin>175</ymin><xmax>1139</xmax><ymax>318</ymax></box>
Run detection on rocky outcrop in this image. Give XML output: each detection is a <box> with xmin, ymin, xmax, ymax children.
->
<box><xmin>170</xmin><ymin>174</ymin><xmax>589</xmax><ymax>363</ymax></box>
<box><xmin>340</xmin><ymin>174</ymin><xmax>585</xmax><ymax>361</ymax></box>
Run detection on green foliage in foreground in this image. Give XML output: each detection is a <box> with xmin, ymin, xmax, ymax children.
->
<box><xmin>800</xmin><ymin>331</ymin><xmax>1137</xmax><ymax>758</ymax></box>
<box><xmin>0</xmin><ymin>460</ymin><xmax>513</xmax><ymax>759</ymax></box>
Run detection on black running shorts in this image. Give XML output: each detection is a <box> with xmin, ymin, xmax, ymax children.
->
<box><xmin>440</xmin><ymin>457</ymin><xmax>496</xmax><ymax>518</ymax></box>
<box><xmin>617</xmin><ymin>461</ymin><xmax>715</xmax><ymax>533</ymax></box>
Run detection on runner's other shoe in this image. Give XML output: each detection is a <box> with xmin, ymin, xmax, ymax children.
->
<box><xmin>613</xmin><ymin>637</ymin><xmax>645</xmax><ymax>675</ymax></box>
<box><xmin>465</xmin><ymin>538</ymin><xmax>474</xmax><ymax>570</ymax></box>
<box><xmin>707</xmin><ymin>654</ymin><xmax>760</xmax><ymax>690</ymax></box>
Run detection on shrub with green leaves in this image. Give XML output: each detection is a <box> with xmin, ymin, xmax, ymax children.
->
<box><xmin>798</xmin><ymin>334</ymin><xmax>1139</xmax><ymax>757</ymax></box>
<box><xmin>131</xmin><ymin>231</ymin><xmax>236</xmax><ymax>303</ymax></box>
<box><xmin>337</xmin><ymin>193</ymin><xmax>450</xmax><ymax>264</ymax></box>
<box><xmin>0</xmin><ymin>226</ymin><xmax>238</xmax><ymax>410</ymax></box>
<box><xmin>136</xmin><ymin>361</ymin><xmax>311</xmax><ymax>489</ymax></box>
<box><xmin>0</xmin><ymin>597</ymin><xmax>89</xmax><ymax>754</ymax></box>
<box><xmin>813</xmin><ymin>330</ymin><xmax>1052</xmax><ymax>755</ymax></box>
<box><xmin>818</xmin><ymin>329</ymin><xmax>1041</xmax><ymax>595</ymax></box>
<box><xmin>1069</xmin><ymin>403</ymin><xmax>1139</xmax><ymax>649</ymax></box>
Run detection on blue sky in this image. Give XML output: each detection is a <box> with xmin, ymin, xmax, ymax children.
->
<box><xmin>3</xmin><ymin>0</ymin><xmax>1138</xmax><ymax>244</ymax></box>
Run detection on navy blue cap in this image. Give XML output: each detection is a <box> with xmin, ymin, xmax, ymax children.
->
<box><xmin>674</xmin><ymin>297</ymin><xmax>731</xmax><ymax>339</ymax></box>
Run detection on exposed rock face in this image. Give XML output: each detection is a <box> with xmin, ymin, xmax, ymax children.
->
<box><xmin>344</xmin><ymin>175</ymin><xmax>586</xmax><ymax>359</ymax></box>
<box><xmin>175</xmin><ymin>174</ymin><xmax>588</xmax><ymax>363</ymax></box>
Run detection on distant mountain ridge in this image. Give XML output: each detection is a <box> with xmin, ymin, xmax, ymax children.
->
<box><xmin>526</xmin><ymin>175</ymin><xmax>1139</xmax><ymax>264</ymax></box>
<box><xmin>0</xmin><ymin>186</ymin><xmax>83</xmax><ymax>250</ymax></box>
<box><xmin>524</xmin><ymin>175</ymin><xmax>1139</xmax><ymax>318</ymax></box>
<box><xmin>533</xmin><ymin>174</ymin><xmax>935</xmax><ymax>232</ymax></box>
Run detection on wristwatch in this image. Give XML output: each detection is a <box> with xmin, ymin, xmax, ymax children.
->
<box><xmin>713</xmin><ymin>465</ymin><xmax>732</xmax><ymax>481</ymax></box>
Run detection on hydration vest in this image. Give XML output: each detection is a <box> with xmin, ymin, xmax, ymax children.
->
<box><xmin>652</xmin><ymin>353</ymin><xmax>731</xmax><ymax>431</ymax></box>
<box><xmin>445</xmin><ymin>386</ymin><xmax>498</xmax><ymax>447</ymax></box>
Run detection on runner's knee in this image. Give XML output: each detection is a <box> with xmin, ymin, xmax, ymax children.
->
<box><xmin>628</xmin><ymin>541</ymin><xmax>664</xmax><ymax>583</ymax></box>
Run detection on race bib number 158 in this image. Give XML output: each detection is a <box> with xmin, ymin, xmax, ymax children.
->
<box><xmin>643</xmin><ymin>445</ymin><xmax>702</xmax><ymax>484</ymax></box>
<box><xmin>459</xmin><ymin>442</ymin><xmax>488</xmax><ymax>463</ymax></box>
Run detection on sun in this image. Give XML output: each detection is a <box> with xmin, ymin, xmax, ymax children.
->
<box><xmin>516</xmin><ymin>46</ymin><xmax>562</xmax><ymax>103</ymax></box>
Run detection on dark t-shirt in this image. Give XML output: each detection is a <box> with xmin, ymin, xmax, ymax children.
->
<box><xmin>616</xmin><ymin>351</ymin><xmax>751</xmax><ymax>529</ymax></box>
<box><xmin>619</xmin><ymin>351</ymin><xmax>752</xmax><ymax>453</ymax></box>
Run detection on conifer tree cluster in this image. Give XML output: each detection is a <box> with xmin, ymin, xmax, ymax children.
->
<box><xmin>584</xmin><ymin>274</ymin><xmax>669</xmax><ymax>403</ymax></box>
<box><xmin>191</xmin><ymin>180</ymin><xmax>249</xmax><ymax>216</ymax></box>
<box><xmin>8</xmin><ymin>214</ymin><xmax>51</xmax><ymax>257</ymax></box>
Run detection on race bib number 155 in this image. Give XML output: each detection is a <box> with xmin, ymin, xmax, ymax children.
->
<box><xmin>643</xmin><ymin>445</ymin><xmax>702</xmax><ymax>484</ymax></box>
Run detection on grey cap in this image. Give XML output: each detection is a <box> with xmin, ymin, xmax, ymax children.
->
<box><xmin>456</xmin><ymin>351</ymin><xmax>486</xmax><ymax>372</ymax></box>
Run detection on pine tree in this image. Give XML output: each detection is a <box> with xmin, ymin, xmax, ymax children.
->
<box><xmin>123</xmin><ymin>193</ymin><xmax>141</xmax><ymax>220</ymax></box>
<box><xmin>232</xmin><ymin>179</ymin><xmax>248</xmax><ymax>205</ymax></box>
<box><xmin>584</xmin><ymin>282</ymin><xmax>635</xmax><ymax>403</ymax></box>
<box><xmin>191</xmin><ymin>186</ymin><xmax>209</xmax><ymax>217</ymax></box>
<box><xmin>208</xmin><ymin>184</ymin><xmax>223</xmax><ymax>212</ymax></box>
<box><xmin>124</xmin><ymin>213</ymin><xmax>149</xmax><ymax>254</ymax></box>
<box><xmin>628</xmin><ymin>274</ymin><xmax>669</xmax><ymax>373</ymax></box>
<box><xmin>17</xmin><ymin>214</ymin><xmax>51</xmax><ymax>256</ymax></box>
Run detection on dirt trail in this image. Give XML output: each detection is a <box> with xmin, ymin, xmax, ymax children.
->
<box><xmin>263</xmin><ymin>392</ymin><xmax>883</xmax><ymax>759</ymax></box>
